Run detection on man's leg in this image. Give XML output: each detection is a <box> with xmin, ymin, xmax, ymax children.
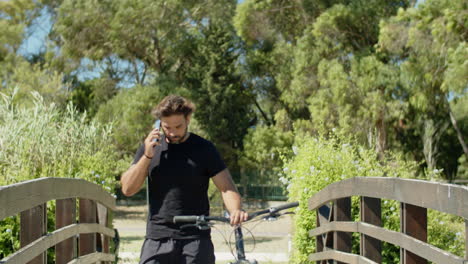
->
<box><xmin>139</xmin><ymin>238</ymin><xmax>179</xmax><ymax>264</ymax></box>
<box><xmin>181</xmin><ymin>238</ymin><xmax>215</xmax><ymax>264</ymax></box>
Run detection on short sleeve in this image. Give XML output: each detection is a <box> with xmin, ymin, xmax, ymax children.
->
<box><xmin>132</xmin><ymin>144</ymin><xmax>145</xmax><ymax>165</ymax></box>
<box><xmin>206</xmin><ymin>142</ymin><xmax>227</xmax><ymax>178</ymax></box>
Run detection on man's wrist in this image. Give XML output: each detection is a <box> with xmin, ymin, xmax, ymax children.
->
<box><xmin>143</xmin><ymin>153</ymin><xmax>153</xmax><ymax>159</ymax></box>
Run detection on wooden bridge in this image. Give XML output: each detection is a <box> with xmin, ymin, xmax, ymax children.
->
<box><xmin>309</xmin><ymin>177</ymin><xmax>468</xmax><ymax>264</ymax></box>
<box><xmin>0</xmin><ymin>178</ymin><xmax>116</xmax><ymax>264</ymax></box>
<box><xmin>0</xmin><ymin>176</ymin><xmax>467</xmax><ymax>263</ymax></box>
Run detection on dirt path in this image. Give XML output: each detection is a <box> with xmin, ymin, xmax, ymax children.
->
<box><xmin>113</xmin><ymin>204</ymin><xmax>294</xmax><ymax>264</ymax></box>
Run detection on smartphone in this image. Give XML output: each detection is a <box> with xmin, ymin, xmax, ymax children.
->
<box><xmin>153</xmin><ymin>120</ymin><xmax>161</xmax><ymax>143</ymax></box>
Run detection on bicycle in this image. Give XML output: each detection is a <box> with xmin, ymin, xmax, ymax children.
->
<box><xmin>173</xmin><ymin>201</ymin><xmax>299</xmax><ymax>264</ymax></box>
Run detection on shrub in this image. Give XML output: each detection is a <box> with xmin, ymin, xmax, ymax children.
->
<box><xmin>0</xmin><ymin>90</ymin><xmax>127</xmax><ymax>259</ymax></box>
<box><xmin>283</xmin><ymin>132</ymin><xmax>419</xmax><ymax>264</ymax></box>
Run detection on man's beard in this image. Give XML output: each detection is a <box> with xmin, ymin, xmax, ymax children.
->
<box><xmin>167</xmin><ymin>127</ymin><xmax>188</xmax><ymax>144</ymax></box>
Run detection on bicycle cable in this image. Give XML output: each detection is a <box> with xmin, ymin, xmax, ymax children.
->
<box><xmin>227</xmin><ymin>224</ymin><xmax>257</xmax><ymax>260</ymax></box>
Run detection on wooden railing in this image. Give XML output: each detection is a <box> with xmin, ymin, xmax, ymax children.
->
<box><xmin>308</xmin><ymin>177</ymin><xmax>468</xmax><ymax>264</ymax></box>
<box><xmin>0</xmin><ymin>178</ymin><xmax>117</xmax><ymax>264</ymax></box>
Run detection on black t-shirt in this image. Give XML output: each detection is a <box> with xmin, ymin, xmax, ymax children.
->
<box><xmin>132</xmin><ymin>133</ymin><xmax>226</xmax><ymax>239</ymax></box>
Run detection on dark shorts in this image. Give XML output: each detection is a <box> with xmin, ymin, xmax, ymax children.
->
<box><xmin>138</xmin><ymin>238</ymin><xmax>215</xmax><ymax>264</ymax></box>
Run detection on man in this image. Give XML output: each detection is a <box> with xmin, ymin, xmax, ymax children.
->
<box><xmin>121</xmin><ymin>95</ymin><xmax>248</xmax><ymax>264</ymax></box>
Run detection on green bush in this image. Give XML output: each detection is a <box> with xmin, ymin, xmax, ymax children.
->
<box><xmin>239</xmin><ymin>124</ymin><xmax>294</xmax><ymax>185</ymax></box>
<box><xmin>0</xmin><ymin>90</ymin><xmax>127</xmax><ymax>259</ymax></box>
<box><xmin>282</xmin><ymin>132</ymin><xmax>418</xmax><ymax>264</ymax></box>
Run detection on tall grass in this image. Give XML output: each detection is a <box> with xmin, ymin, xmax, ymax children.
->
<box><xmin>0</xmin><ymin>89</ymin><xmax>129</xmax><ymax>259</ymax></box>
<box><xmin>0</xmin><ymin>89</ymin><xmax>127</xmax><ymax>189</ymax></box>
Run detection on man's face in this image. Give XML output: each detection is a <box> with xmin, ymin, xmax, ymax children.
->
<box><xmin>160</xmin><ymin>114</ymin><xmax>190</xmax><ymax>144</ymax></box>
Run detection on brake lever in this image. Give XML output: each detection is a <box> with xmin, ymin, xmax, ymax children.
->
<box><xmin>263</xmin><ymin>211</ymin><xmax>296</xmax><ymax>221</ymax></box>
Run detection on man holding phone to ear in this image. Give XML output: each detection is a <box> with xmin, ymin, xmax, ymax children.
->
<box><xmin>121</xmin><ymin>95</ymin><xmax>248</xmax><ymax>264</ymax></box>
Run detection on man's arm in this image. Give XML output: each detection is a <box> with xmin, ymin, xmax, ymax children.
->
<box><xmin>212</xmin><ymin>168</ymin><xmax>248</xmax><ymax>225</ymax></box>
<box><xmin>121</xmin><ymin>128</ymin><xmax>161</xmax><ymax>196</ymax></box>
<box><xmin>120</xmin><ymin>159</ymin><xmax>151</xmax><ymax>196</ymax></box>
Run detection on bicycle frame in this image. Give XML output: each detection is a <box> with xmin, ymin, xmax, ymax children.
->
<box><xmin>174</xmin><ymin>201</ymin><xmax>299</xmax><ymax>264</ymax></box>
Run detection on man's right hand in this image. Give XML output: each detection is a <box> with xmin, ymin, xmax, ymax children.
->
<box><xmin>144</xmin><ymin>128</ymin><xmax>161</xmax><ymax>158</ymax></box>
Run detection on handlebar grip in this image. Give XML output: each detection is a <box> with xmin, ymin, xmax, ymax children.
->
<box><xmin>173</xmin><ymin>215</ymin><xmax>199</xmax><ymax>223</ymax></box>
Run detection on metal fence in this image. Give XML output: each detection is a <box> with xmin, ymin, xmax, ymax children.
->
<box><xmin>236</xmin><ymin>185</ymin><xmax>287</xmax><ymax>201</ymax></box>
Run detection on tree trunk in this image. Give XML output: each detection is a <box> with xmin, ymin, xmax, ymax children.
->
<box><xmin>447</xmin><ymin>103</ymin><xmax>468</xmax><ymax>158</ymax></box>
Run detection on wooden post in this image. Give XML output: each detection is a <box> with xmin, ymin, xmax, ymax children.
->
<box><xmin>465</xmin><ymin>219</ymin><xmax>467</xmax><ymax>261</ymax></box>
<box><xmin>97</xmin><ymin>203</ymin><xmax>110</xmax><ymax>263</ymax></box>
<box><xmin>317</xmin><ymin>204</ymin><xmax>333</xmax><ymax>264</ymax></box>
<box><xmin>333</xmin><ymin>198</ymin><xmax>351</xmax><ymax>264</ymax></box>
<box><xmin>56</xmin><ymin>198</ymin><xmax>77</xmax><ymax>264</ymax></box>
<box><xmin>20</xmin><ymin>203</ymin><xmax>47</xmax><ymax>264</ymax></box>
<box><xmin>315</xmin><ymin>212</ymin><xmax>323</xmax><ymax>264</ymax></box>
<box><xmin>401</xmin><ymin>203</ymin><xmax>427</xmax><ymax>264</ymax></box>
<box><xmin>79</xmin><ymin>199</ymin><xmax>97</xmax><ymax>258</ymax></box>
<box><xmin>360</xmin><ymin>197</ymin><xmax>382</xmax><ymax>263</ymax></box>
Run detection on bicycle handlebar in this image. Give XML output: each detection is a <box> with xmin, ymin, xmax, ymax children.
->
<box><xmin>173</xmin><ymin>201</ymin><xmax>299</xmax><ymax>224</ymax></box>
<box><xmin>173</xmin><ymin>215</ymin><xmax>230</xmax><ymax>224</ymax></box>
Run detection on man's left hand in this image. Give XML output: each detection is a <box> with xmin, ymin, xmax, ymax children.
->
<box><xmin>230</xmin><ymin>209</ymin><xmax>248</xmax><ymax>226</ymax></box>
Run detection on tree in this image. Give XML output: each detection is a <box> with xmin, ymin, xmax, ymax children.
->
<box><xmin>180</xmin><ymin>21</ymin><xmax>255</xmax><ymax>176</ymax></box>
<box><xmin>379</xmin><ymin>0</ymin><xmax>468</xmax><ymax>170</ymax></box>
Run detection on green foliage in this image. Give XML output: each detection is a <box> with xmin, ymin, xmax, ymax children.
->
<box><xmin>94</xmin><ymin>84</ymin><xmax>166</xmax><ymax>156</ymax></box>
<box><xmin>0</xmin><ymin>90</ymin><xmax>126</xmax><ymax>259</ymax></box>
<box><xmin>0</xmin><ymin>58</ymin><xmax>70</xmax><ymax>107</ymax></box>
<box><xmin>0</xmin><ymin>216</ymin><xmax>19</xmax><ymax>259</ymax></box>
<box><xmin>283</xmin><ymin>132</ymin><xmax>416</xmax><ymax>263</ymax></box>
<box><xmin>239</xmin><ymin>125</ymin><xmax>294</xmax><ymax>185</ymax></box>
<box><xmin>234</xmin><ymin>0</ymin><xmax>306</xmax><ymax>44</ymax></box>
<box><xmin>428</xmin><ymin>209</ymin><xmax>465</xmax><ymax>256</ymax></box>
<box><xmin>70</xmin><ymin>77</ymin><xmax>118</xmax><ymax>118</ymax></box>
<box><xmin>283</xmin><ymin>131</ymin><xmax>465</xmax><ymax>263</ymax></box>
<box><xmin>0</xmin><ymin>90</ymin><xmax>126</xmax><ymax>187</ymax></box>
<box><xmin>0</xmin><ymin>0</ymin><xmax>39</xmax><ymax>59</ymax></box>
<box><xmin>180</xmin><ymin>21</ymin><xmax>254</xmax><ymax>173</ymax></box>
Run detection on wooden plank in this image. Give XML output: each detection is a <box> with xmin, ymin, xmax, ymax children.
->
<box><xmin>316</xmin><ymin>203</ymin><xmax>333</xmax><ymax>264</ymax></box>
<box><xmin>97</xmin><ymin>203</ymin><xmax>110</xmax><ymax>264</ymax></box>
<box><xmin>401</xmin><ymin>203</ymin><xmax>427</xmax><ymax>264</ymax></box>
<box><xmin>56</xmin><ymin>198</ymin><xmax>77</xmax><ymax>264</ymax></box>
<box><xmin>1</xmin><ymin>223</ymin><xmax>115</xmax><ymax>264</ymax></box>
<box><xmin>360</xmin><ymin>197</ymin><xmax>381</xmax><ymax>263</ymax></box>
<box><xmin>333</xmin><ymin>198</ymin><xmax>351</xmax><ymax>264</ymax></box>
<box><xmin>79</xmin><ymin>199</ymin><xmax>97</xmax><ymax>258</ymax></box>
<box><xmin>315</xmin><ymin>210</ymin><xmax>323</xmax><ymax>264</ymax></box>
<box><xmin>0</xmin><ymin>177</ymin><xmax>116</xmax><ymax>220</ymax></box>
<box><xmin>308</xmin><ymin>249</ymin><xmax>378</xmax><ymax>264</ymax></box>
<box><xmin>20</xmin><ymin>203</ymin><xmax>46</xmax><ymax>264</ymax></box>
<box><xmin>308</xmin><ymin>177</ymin><xmax>468</xmax><ymax>219</ymax></box>
<box><xmin>67</xmin><ymin>252</ymin><xmax>115</xmax><ymax>264</ymax></box>
<box><xmin>308</xmin><ymin>221</ymin><xmax>465</xmax><ymax>264</ymax></box>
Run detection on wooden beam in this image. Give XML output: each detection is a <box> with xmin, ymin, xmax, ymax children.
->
<box><xmin>97</xmin><ymin>203</ymin><xmax>110</xmax><ymax>264</ymax></box>
<box><xmin>360</xmin><ymin>197</ymin><xmax>381</xmax><ymax>263</ymax></box>
<box><xmin>0</xmin><ymin>177</ymin><xmax>116</xmax><ymax>220</ymax></box>
<box><xmin>56</xmin><ymin>198</ymin><xmax>76</xmax><ymax>264</ymax></box>
<box><xmin>308</xmin><ymin>177</ymin><xmax>468</xmax><ymax>219</ymax></box>
<box><xmin>401</xmin><ymin>203</ymin><xmax>427</xmax><ymax>264</ymax></box>
<box><xmin>20</xmin><ymin>203</ymin><xmax>46</xmax><ymax>264</ymax></box>
<box><xmin>465</xmin><ymin>219</ymin><xmax>467</xmax><ymax>261</ymax></box>
<box><xmin>67</xmin><ymin>252</ymin><xmax>115</xmax><ymax>264</ymax></box>
<box><xmin>308</xmin><ymin>221</ymin><xmax>464</xmax><ymax>264</ymax></box>
<box><xmin>1</xmin><ymin>224</ymin><xmax>115</xmax><ymax>264</ymax></box>
<box><xmin>315</xmin><ymin>211</ymin><xmax>323</xmax><ymax>264</ymax></box>
<box><xmin>79</xmin><ymin>199</ymin><xmax>96</xmax><ymax>257</ymax></box>
<box><xmin>309</xmin><ymin>249</ymin><xmax>378</xmax><ymax>264</ymax></box>
<box><xmin>333</xmin><ymin>198</ymin><xmax>351</xmax><ymax>264</ymax></box>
